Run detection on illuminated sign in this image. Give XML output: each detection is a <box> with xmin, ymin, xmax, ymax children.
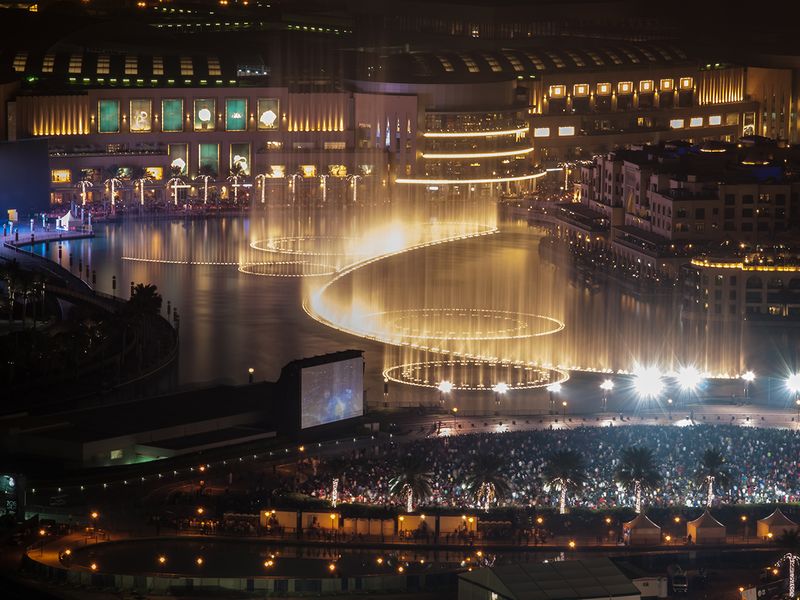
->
<box><xmin>329</xmin><ymin>164</ymin><xmax>347</xmax><ymax>177</ymax></box>
<box><xmin>193</xmin><ymin>99</ymin><xmax>216</xmax><ymax>131</ymax></box>
<box><xmin>225</xmin><ymin>98</ymin><xmax>247</xmax><ymax>131</ymax></box>
<box><xmin>269</xmin><ymin>165</ymin><xmax>285</xmax><ymax>178</ymax></box>
<box><xmin>199</xmin><ymin>143</ymin><xmax>219</xmax><ymax>174</ymax></box>
<box><xmin>168</xmin><ymin>143</ymin><xmax>188</xmax><ymax>175</ymax></box>
<box><xmin>129</xmin><ymin>99</ymin><xmax>152</xmax><ymax>133</ymax></box>
<box><xmin>257</xmin><ymin>98</ymin><xmax>280</xmax><ymax>130</ymax></box>
<box><xmin>548</xmin><ymin>85</ymin><xmax>565</xmax><ymax>98</ymax></box>
<box><xmin>230</xmin><ymin>142</ymin><xmax>251</xmax><ymax>175</ymax></box>
<box><xmin>680</xmin><ymin>77</ymin><xmax>694</xmax><ymax>90</ymax></box>
<box><xmin>533</xmin><ymin>127</ymin><xmax>550</xmax><ymax>137</ymax></box>
<box><xmin>639</xmin><ymin>80</ymin><xmax>654</xmax><ymax>93</ymax></box>
<box><xmin>709</xmin><ymin>115</ymin><xmax>722</xmax><ymax>126</ymax></box>
<box><xmin>690</xmin><ymin>117</ymin><xmax>703</xmax><ymax>127</ymax></box>
<box><xmin>98</xmin><ymin>99</ymin><xmax>120</xmax><ymax>133</ymax></box>
<box><xmin>51</xmin><ymin>169</ymin><xmax>71</xmax><ymax>183</ymax></box>
<box><xmin>573</xmin><ymin>84</ymin><xmax>589</xmax><ymax>97</ymax></box>
<box><xmin>660</xmin><ymin>78</ymin><xmax>674</xmax><ymax>91</ymax></box>
<box><xmin>145</xmin><ymin>167</ymin><xmax>163</xmax><ymax>180</ymax></box>
<box><xmin>162</xmin><ymin>99</ymin><xmax>183</xmax><ymax>132</ymax></box>
<box><xmin>558</xmin><ymin>126</ymin><xmax>575</xmax><ymax>136</ymax></box>
<box><xmin>670</xmin><ymin>119</ymin><xmax>685</xmax><ymax>129</ymax></box>
<box><xmin>300</xmin><ymin>165</ymin><xmax>317</xmax><ymax>178</ymax></box>
<box><xmin>617</xmin><ymin>81</ymin><xmax>633</xmax><ymax>94</ymax></box>
<box><xmin>596</xmin><ymin>83</ymin><xmax>611</xmax><ymax>96</ymax></box>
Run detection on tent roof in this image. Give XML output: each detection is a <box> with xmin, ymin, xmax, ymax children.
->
<box><xmin>688</xmin><ymin>509</ymin><xmax>725</xmax><ymax>529</ymax></box>
<box><xmin>624</xmin><ymin>513</ymin><xmax>661</xmax><ymax>531</ymax></box>
<box><xmin>458</xmin><ymin>558</ymin><xmax>640</xmax><ymax>600</ymax></box>
<box><xmin>759</xmin><ymin>508</ymin><xmax>798</xmax><ymax>527</ymax></box>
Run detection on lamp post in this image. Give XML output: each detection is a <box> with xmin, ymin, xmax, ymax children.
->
<box><xmin>741</xmin><ymin>515</ymin><xmax>748</xmax><ymax>541</ymax></box>
<box><xmin>437</xmin><ymin>380</ymin><xmax>453</xmax><ymax>407</ymax></box>
<box><xmin>452</xmin><ymin>406</ymin><xmax>459</xmax><ymax>430</ymax></box>
<box><xmin>492</xmin><ymin>382</ymin><xmax>509</xmax><ymax>408</ymax></box>
<box><xmin>600</xmin><ymin>379</ymin><xmax>613</xmax><ymax>412</ymax></box>
<box><xmin>788</xmin><ymin>374</ymin><xmax>800</xmax><ymax>413</ymax></box>
<box><xmin>248</xmin><ymin>367</ymin><xmax>254</xmax><ymax>384</ymax></box>
<box><xmin>546</xmin><ymin>382</ymin><xmax>561</xmax><ymax>415</ymax></box>
<box><xmin>741</xmin><ymin>370</ymin><xmax>755</xmax><ymax>402</ymax></box>
<box><xmin>562</xmin><ymin>400</ymin><xmax>568</xmax><ymax>417</ymax></box>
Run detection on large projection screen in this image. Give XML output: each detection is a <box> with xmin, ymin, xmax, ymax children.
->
<box><xmin>301</xmin><ymin>357</ymin><xmax>363</xmax><ymax>429</ymax></box>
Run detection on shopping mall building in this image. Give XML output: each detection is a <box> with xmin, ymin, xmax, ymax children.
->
<box><xmin>0</xmin><ymin>34</ymin><xmax>796</xmax><ymax>206</ymax></box>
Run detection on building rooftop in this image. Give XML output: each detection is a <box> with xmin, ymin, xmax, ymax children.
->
<box><xmin>458</xmin><ymin>558</ymin><xmax>640</xmax><ymax>600</ymax></box>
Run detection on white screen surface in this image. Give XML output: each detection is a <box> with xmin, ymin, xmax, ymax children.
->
<box><xmin>300</xmin><ymin>357</ymin><xmax>363</xmax><ymax>429</ymax></box>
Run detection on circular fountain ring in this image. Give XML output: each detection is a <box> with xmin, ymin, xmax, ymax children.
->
<box><xmin>383</xmin><ymin>360</ymin><xmax>569</xmax><ymax>391</ymax></box>
<box><xmin>250</xmin><ymin>236</ymin><xmax>365</xmax><ymax>257</ymax></box>
<box><xmin>238</xmin><ymin>261</ymin><xmax>338</xmax><ymax>278</ymax></box>
<box><xmin>359</xmin><ymin>308</ymin><xmax>564</xmax><ymax>342</ymax></box>
<box><xmin>122</xmin><ymin>257</ymin><xmax>267</xmax><ymax>266</ymax></box>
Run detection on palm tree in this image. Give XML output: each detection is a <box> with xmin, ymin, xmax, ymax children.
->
<box><xmin>695</xmin><ymin>448</ymin><xmax>730</xmax><ymax>507</ymax></box>
<box><xmin>615</xmin><ymin>446</ymin><xmax>661</xmax><ymax>513</ymax></box>
<box><xmin>126</xmin><ymin>284</ymin><xmax>163</xmax><ymax>370</ymax></box>
<box><xmin>542</xmin><ymin>450</ymin><xmax>586</xmax><ymax>514</ymax></box>
<box><xmin>465</xmin><ymin>454</ymin><xmax>511</xmax><ymax>511</ymax></box>
<box><xmin>197</xmin><ymin>164</ymin><xmax>217</xmax><ymax>205</ymax></box>
<box><xmin>388</xmin><ymin>454</ymin><xmax>433</xmax><ymax>513</ymax></box>
<box><xmin>227</xmin><ymin>162</ymin><xmax>246</xmax><ymax>204</ymax></box>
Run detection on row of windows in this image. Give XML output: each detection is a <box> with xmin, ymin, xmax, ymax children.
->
<box><xmin>96</xmin><ymin>98</ymin><xmax>281</xmax><ymax>133</ymax></box>
<box><xmin>669</xmin><ymin>115</ymin><xmax>723</xmax><ymax>129</ymax></box>
<box><xmin>547</xmin><ymin>77</ymin><xmax>693</xmax><ymax>98</ymax></box>
<box><xmin>13</xmin><ymin>51</ymin><xmax>221</xmax><ymax>77</ymax></box>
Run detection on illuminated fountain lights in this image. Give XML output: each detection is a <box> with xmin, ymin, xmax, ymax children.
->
<box><xmin>353</xmin><ymin>308</ymin><xmax>564</xmax><ymax>344</ymax></box>
<box><xmin>383</xmin><ymin>360</ymin><xmax>569</xmax><ymax>391</ymax></box>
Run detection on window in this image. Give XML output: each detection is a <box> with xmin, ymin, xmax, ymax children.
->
<box><xmin>523</xmin><ymin>51</ymin><xmax>545</xmax><ymax>70</ymax></box>
<box><xmin>324</xmin><ymin>141</ymin><xmax>346</xmax><ymax>150</ymax></box>
<box><xmin>162</xmin><ymin>99</ymin><xmax>184</xmax><ymax>132</ymax></box>
<box><xmin>208</xmin><ymin>57</ymin><xmax>222</xmax><ymax>76</ymax></box>
<box><xmin>726</xmin><ymin>113</ymin><xmax>740</xmax><ymax>125</ymax></box>
<box><xmin>168</xmin><ymin>144</ymin><xmax>188</xmax><ymax>175</ymax></box>
<box><xmin>98</xmin><ymin>99</ymin><xmax>120</xmax><ymax>133</ymax></box>
<box><xmin>617</xmin><ymin>81</ymin><xmax>633</xmax><ymax>94</ymax></box>
<box><xmin>436</xmin><ymin>55</ymin><xmax>455</xmax><ymax>72</ymax></box>
<box><xmin>533</xmin><ymin>127</ymin><xmax>550</xmax><ymax>137</ymax></box>
<box><xmin>548</xmin><ymin>85</ymin><xmax>566</xmax><ymax>98</ymax></box>
<box><xmin>502</xmin><ymin>52</ymin><xmax>524</xmax><ymax>72</ymax></box>
<box><xmin>12</xmin><ymin>51</ymin><xmax>28</xmax><ymax>73</ymax></box>
<box><xmin>110</xmin><ymin>449</ymin><xmax>124</xmax><ymax>460</ymax></box>
<box><xmin>573</xmin><ymin>83</ymin><xmax>589</xmax><ymax>97</ymax></box>
<box><xmin>269</xmin><ymin>165</ymin><xmax>285</xmax><ymax>178</ymax></box>
<box><xmin>193</xmin><ymin>99</ymin><xmax>216</xmax><ymax>131</ymax></box>
<box><xmin>180</xmin><ymin>56</ymin><xmax>194</xmax><ymax>76</ymax></box>
<box><xmin>257</xmin><ymin>98</ymin><xmax>280</xmax><ymax>130</ymax></box>
<box><xmin>709</xmin><ymin>115</ymin><xmax>722</xmax><ymax>126</ymax></box>
<box><xmin>457</xmin><ymin>53</ymin><xmax>479</xmax><ymax>73</ymax></box>
<box><xmin>742</xmin><ymin>194</ymin><xmax>754</xmax><ymax>204</ymax></box>
<box><xmin>153</xmin><ymin>56</ymin><xmax>164</xmax><ymax>75</ymax></box>
<box><xmin>265</xmin><ymin>141</ymin><xmax>283</xmax><ymax>151</ymax></box>
<box><xmin>680</xmin><ymin>76</ymin><xmax>694</xmax><ymax>90</ymax></box>
<box><xmin>124</xmin><ymin>55</ymin><xmax>138</xmax><ymax>75</ymax></box>
<box><xmin>483</xmin><ymin>54</ymin><xmax>502</xmax><ymax>72</ymax></box>
<box><xmin>544</xmin><ymin>51</ymin><xmax>566</xmax><ymax>68</ymax></box>
<box><xmin>51</xmin><ymin>169</ymin><xmax>71</xmax><ymax>183</ymax></box>
<box><xmin>586</xmin><ymin>51</ymin><xmax>604</xmax><ymax>66</ymax></box>
<box><xmin>695</xmin><ymin>208</ymin><xmax>705</xmax><ymax>219</ymax></box>
<box><xmin>198</xmin><ymin>143</ymin><xmax>219</xmax><ymax>175</ymax></box>
<box><xmin>300</xmin><ymin>165</ymin><xmax>317</xmax><ymax>178</ymax></box>
<box><xmin>145</xmin><ymin>167</ymin><xmax>163</xmax><ymax>181</ymax></box>
<box><xmin>564</xmin><ymin>50</ymin><xmax>585</xmax><ymax>67</ymax></box>
<box><xmin>670</xmin><ymin>119</ymin><xmax>684</xmax><ymax>129</ymax></box>
<box><xmin>230</xmin><ymin>142</ymin><xmax>251</xmax><ymax>175</ymax></box>
<box><xmin>558</xmin><ymin>126</ymin><xmax>575</xmax><ymax>136</ymax></box>
<box><xmin>639</xmin><ymin>80</ymin><xmax>654</xmax><ymax>93</ymax></box>
<box><xmin>68</xmin><ymin>53</ymin><xmax>82</xmax><ymax>74</ymax></box>
<box><xmin>596</xmin><ymin>82</ymin><xmax>611</xmax><ymax>96</ymax></box>
<box><xmin>96</xmin><ymin>54</ymin><xmax>110</xmax><ymax>75</ymax></box>
<box><xmin>660</xmin><ymin>78</ymin><xmax>673</xmax><ymax>91</ymax></box>
<box><xmin>225</xmin><ymin>98</ymin><xmax>247</xmax><ymax>131</ymax></box>
<box><xmin>690</xmin><ymin>117</ymin><xmax>703</xmax><ymax>127</ymax></box>
<box><xmin>129</xmin><ymin>99</ymin><xmax>152</xmax><ymax>133</ymax></box>
<box><xmin>42</xmin><ymin>54</ymin><xmax>55</xmax><ymax>73</ymax></box>
<box><xmin>605</xmin><ymin>49</ymin><xmax>623</xmax><ymax>65</ymax></box>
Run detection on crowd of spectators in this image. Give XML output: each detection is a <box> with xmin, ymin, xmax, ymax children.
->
<box><xmin>299</xmin><ymin>424</ymin><xmax>800</xmax><ymax>510</ymax></box>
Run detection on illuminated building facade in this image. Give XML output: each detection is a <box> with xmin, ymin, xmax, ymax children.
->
<box><xmin>555</xmin><ymin>140</ymin><xmax>800</xmax><ymax>281</ymax></box>
<box><xmin>683</xmin><ymin>250</ymin><xmax>800</xmax><ymax>320</ymax></box>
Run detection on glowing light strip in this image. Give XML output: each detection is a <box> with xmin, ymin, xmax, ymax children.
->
<box><xmin>421</xmin><ymin>147</ymin><xmax>534</xmax><ymax>159</ymax></box>
<box><xmin>691</xmin><ymin>258</ymin><xmax>800</xmax><ymax>272</ymax></box>
<box><xmin>238</xmin><ymin>261</ymin><xmax>337</xmax><ymax>277</ymax></box>
<box><xmin>396</xmin><ymin>172</ymin><xmax>547</xmax><ymax>186</ymax></box>
<box><xmin>423</xmin><ymin>127</ymin><xmax>528</xmax><ymax>138</ymax></box>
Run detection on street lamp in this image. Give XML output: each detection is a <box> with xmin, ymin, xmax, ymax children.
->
<box><xmin>632</xmin><ymin>366</ymin><xmax>663</xmax><ymax>406</ymax></box>
<box><xmin>741</xmin><ymin>515</ymin><xmax>748</xmax><ymax>541</ymax></box>
<box><xmin>787</xmin><ymin>374</ymin><xmax>800</xmax><ymax>409</ymax></box>
<box><xmin>452</xmin><ymin>406</ymin><xmax>459</xmax><ymax>430</ymax></box>
<box><xmin>600</xmin><ymin>379</ymin><xmax>614</xmax><ymax>412</ymax></box>
<box><xmin>546</xmin><ymin>382</ymin><xmax>562</xmax><ymax>414</ymax></box>
<box><xmin>492</xmin><ymin>382</ymin><xmax>509</xmax><ymax>407</ymax></box>
<box><xmin>248</xmin><ymin>367</ymin><xmax>255</xmax><ymax>384</ymax></box>
<box><xmin>438</xmin><ymin>380</ymin><xmax>453</xmax><ymax>406</ymax></box>
<box><xmin>562</xmin><ymin>400</ymin><xmax>568</xmax><ymax>417</ymax></box>
<box><xmin>741</xmin><ymin>370</ymin><xmax>755</xmax><ymax>401</ymax></box>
